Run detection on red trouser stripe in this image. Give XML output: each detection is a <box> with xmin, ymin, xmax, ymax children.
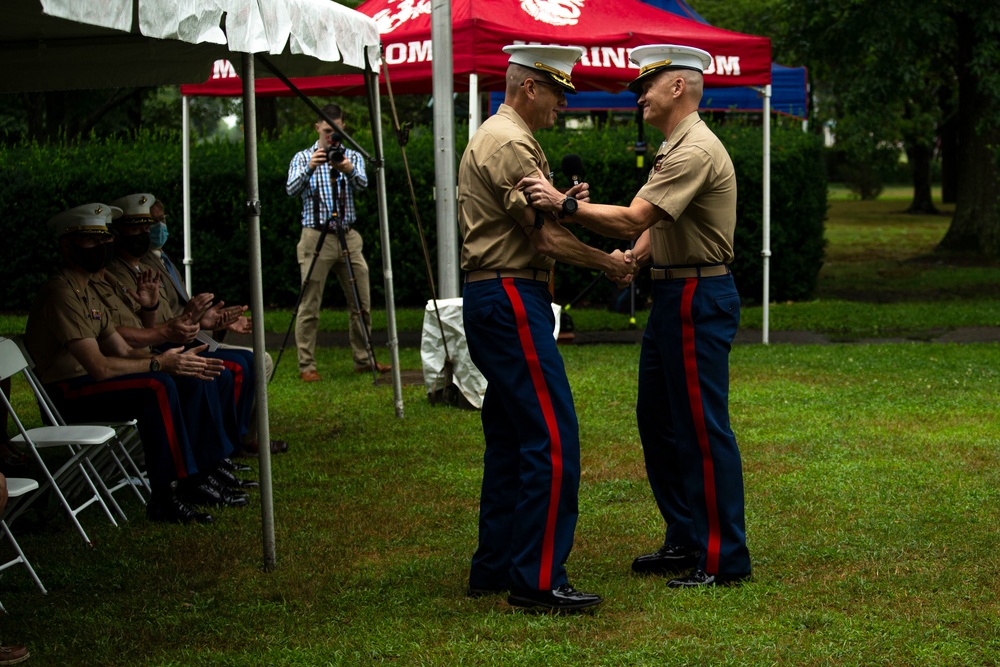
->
<box><xmin>221</xmin><ymin>360</ymin><xmax>243</xmax><ymax>404</ymax></box>
<box><xmin>502</xmin><ymin>278</ymin><xmax>562</xmax><ymax>591</ymax></box>
<box><xmin>680</xmin><ymin>278</ymin><xmax>721</xmax><ymax>573</ymax></box>
<box><xmin>58</xmin><ymin>377</ymin><xmax>188</xmax><ymax>479</ymax></box>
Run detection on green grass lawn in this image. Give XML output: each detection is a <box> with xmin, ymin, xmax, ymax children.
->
<box><xmin>2</xmin><ymin>191</ymin><xmax>999</xmax><ymax>665</ymax></box>
<box><xmin>3</xmin><ymin>342</ymin><xmax>999</xmax><ymax>666</ymax></box>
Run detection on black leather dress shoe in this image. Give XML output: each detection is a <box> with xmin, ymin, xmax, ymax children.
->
<box><xmin>204</xmin><ymin>474</ymin><xmax>249</xmax><ymax>501</ymax></box>
<box><xmin>211</xmin><ymin>465</ymin><xmax>259</xmax><ymax>489</ymax></box>
<box><xmin>180</xmin><ymin>481</ymin><xmax>249</xmax><ymax>508</ymax></box>
<box><xmin>667</xmin><ymin>569</ymin><xmax>751</xmax><ymax>588</ymax></box>
<box><xmin>217</xmin><ymin>458</ymin><xmax>252</xmax><ymax>473</ymax></box>
<box><xmin>508</xmin><ymin>584</ymin><xmax>603</xmax><ymax>612</ymax></box>
<box><xmin>147</xmin><ymin>497</ymin><xmax>215</xmax><ymax>524</ymax></box>
<box><xmin>631</xmin><ymin>544</ymin><xmax>700</xmax><ymax>575</ymax></box>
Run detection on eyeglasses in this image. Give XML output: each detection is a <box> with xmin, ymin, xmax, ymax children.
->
<box><xmin>522</xmin><ymin>78</ymin><xmax>566</xmax><ymax>98</ymax></box>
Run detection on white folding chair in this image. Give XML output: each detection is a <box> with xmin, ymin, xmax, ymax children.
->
<box><xmin>7</xmin><ymin>335</ymin><xmax>149</xmax><ymax>522</ymax></box>
<box><xmin>11</xmin><ymin>338</ymin><xmax>150</xmax><ymax>517</ymax></box>
<box><xmin>0</xmin><ymin>477</ymin><xmax>48</xmax><ymax>611</ymax></box>
<box><xmin>0</xmin><ymin>338</ymin><xmax>119</xmax><ymax>547</ymax></box>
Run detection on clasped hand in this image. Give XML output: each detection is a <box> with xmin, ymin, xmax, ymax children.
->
<box><xmin>607</xmin><ymin>249</ymin><xmax>639</xmax><ymax>287</ymax></box>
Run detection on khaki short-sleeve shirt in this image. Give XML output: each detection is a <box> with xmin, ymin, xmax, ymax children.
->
<box><xmin>90</xmin><ymin>272</ymin><xmax>154</xmax><ymax>355</ymax></box>
<box><xmin>24</xmin><ymin>268</ymin><xmax>117</xmax><ymax>384</ymax></box>
<box><xmin>141</xmin><ymin>252</ymin><xmax>185</xmax><ymax>318</ymax></box>
<box><xmin>106</xmin><ymin>256</ymin><xmax>173</xmax><ymax>326</ymax></box>
<box><xmin>458</xmin><ymin>104</ymin><xmax>555</xmax><ymax>272</ymax></box>
<box><xmin>636</xmin><ymin>112</ymin><xmax>737</xmax><ymax>266</ymax></box>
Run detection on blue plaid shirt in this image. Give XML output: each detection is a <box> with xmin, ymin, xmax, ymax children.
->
<box><xmin>286</xmin><ymin>141</ymin><xmax>367</xmax><ymax>229</ymax></box>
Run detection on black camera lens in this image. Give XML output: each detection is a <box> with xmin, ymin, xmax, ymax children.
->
<box><xmin>326</xmin><ymin>145</ymin><xmax>346</xmax><ymax>164</ymax></box>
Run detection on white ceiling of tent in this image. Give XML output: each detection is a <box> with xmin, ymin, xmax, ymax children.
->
<box><xmin>2</xmin><ymin>0</ymin><xmax>381</xmax><ymax>92</ymax></box>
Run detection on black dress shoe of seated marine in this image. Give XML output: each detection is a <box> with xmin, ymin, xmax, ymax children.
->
<box><xmin>205</xmin><ymin>475</ymin><xmax>250</xmax><ymax>502</ymax></box>
<box><xmin>211</xmin><ymin>465</ymin><xmax>259</xmax><ymax>489</ymax></box>
<box><xmin>631</xmin><ymin>544</ymin><xmax>701</xmax><ymax>575</ymax></box>
<box><xmin>147</xmin><ymin>497</ymin><xmax>215</xmax><ymax>524</ymax></box>
<box><xmin>217</xmin><ymin>457</ymin><xmax>252</xmax><ymax>473</ymax></box>
<box><xmin>667</xmin><ymin>569</ymin><xmax>751</xmax><ymax>588</ymax></box>
<box><xmin>181</xmin><ymin>481</ymin><xmax>249</xmax><ymax>508</ymax></box>
<box><xmin>508</xmin><ymin>584</ymin><xmax>603</xmax><ymax>612</ymax></box>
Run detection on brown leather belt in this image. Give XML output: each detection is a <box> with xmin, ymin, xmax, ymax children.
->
<box><xmin>465</xmin><ymin>269</ymin><xmax>551</xmax><ymax>284</ymax></box>
<box><xmin>650</xmin><ymin>265</ymin><xmax>730</xmax><ymax>280</ymax></box>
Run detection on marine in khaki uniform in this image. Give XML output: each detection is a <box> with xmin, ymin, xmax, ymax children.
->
<box><xmin>459</xmin><ymin>44</ymin><xmax>634</xmax><ymax>613</ymax></box>
<box><xmin>24</xmin><ymin>203</ymin><xmax>223</xmax><ymax>524</ymax></box>
<box><xmin>139</xmin><ymin>197</ymin><xmax>284</xmax><ymax>455</ymax></box>
<box><xmin>104</xmin><ymin>193</ymin><xmax>263</xmax><ymax>480</ymax></box>
<box><xmin>88</xmin><ymin>267</ymin><xmax>257</xmax><ymax>502</ymax></box>
<box><xmin>520</xmin><ymin>44</ymin><xmax>752</xmax><ymax>587</ymax></box>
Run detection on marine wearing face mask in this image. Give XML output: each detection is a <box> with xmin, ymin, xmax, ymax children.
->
<box><xmin>67</xmin><ymin>235</ymin><xmax>115</xmax><ymax>273</ymax></box>
<box><xmin>148</xmin><ymin>220</ymin><xmax>169</xmax><ymax>249</ymax></box>
<box><xmin>106</xmin><ymin>193</ymin><xmax>157</xmax><ymax>279</ymax></box>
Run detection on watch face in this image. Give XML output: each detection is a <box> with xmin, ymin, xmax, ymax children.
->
<box><xmin>563</xmin><ymin>197</ymin><xmax>578</xmax><ymax>215</ymax></box>
<box><xmin>149</xmin><ymin>358</ymin><xmax>160</xmax><ymax>372</ymax></box>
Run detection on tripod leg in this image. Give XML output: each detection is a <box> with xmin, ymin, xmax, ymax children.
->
<box><xmin>337</xmin><ymin>226</ymin><xmax>380</xmax><ymax>383</ymax></box>
<box><xmin>271</xmin><ymin>227</ymin><xmax>332</xmax><ymax>383</ymax></box>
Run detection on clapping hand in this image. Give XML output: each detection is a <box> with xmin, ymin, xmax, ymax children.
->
<box><xmin>128</xmin><ymin>268</ymin><xmax>161</xmax><ymax>311</ymax></box>
<box><xmin>159</xmin><ymin>344</ymin><xmax>224</xmax><ymax>380</ymax></box>
<box><xmin>226</xmin><ymin>315</ymin><xmax>253</xmax><ymax>335</ymax></box>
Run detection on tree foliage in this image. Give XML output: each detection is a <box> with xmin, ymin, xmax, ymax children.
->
<box><xmin>691</xmin><ymin>0</ymin><xmax>1000</xmax><ymax>257</ymax></box>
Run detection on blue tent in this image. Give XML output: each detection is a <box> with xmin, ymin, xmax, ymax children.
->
<box><xmin>491</xmin><ymin>0</ymin><xmax>809</xmax><ymax>119</ymax></box>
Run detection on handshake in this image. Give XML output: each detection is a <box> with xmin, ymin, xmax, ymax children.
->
<box><xmin>607</xmin><ymin>248</ymin><xmax>639</xmax><ymax>288</ymax></box>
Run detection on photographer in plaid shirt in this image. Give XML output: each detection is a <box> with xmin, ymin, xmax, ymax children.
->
<box><xmin>286</xmin><ymin>103</ymin><xmax>389</xmax><ymax>382</ymax></box>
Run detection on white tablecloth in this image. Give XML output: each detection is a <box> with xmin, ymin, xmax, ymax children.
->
<box><xmin>420</xmin><ymin>298</ymin><xmax>561</xmax><ymax>409</ymax></box>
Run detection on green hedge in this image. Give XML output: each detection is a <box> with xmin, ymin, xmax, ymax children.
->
<box><xmin>0</xmin><ymin>120</ymin><xmax>825</xmax><ymax>311</ymax></box>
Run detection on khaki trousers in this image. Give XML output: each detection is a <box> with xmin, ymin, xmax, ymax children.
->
<box><xmin>295</xmin><ymin>226</ymin><xmax>372</xmax><ymax>372</ymax></box>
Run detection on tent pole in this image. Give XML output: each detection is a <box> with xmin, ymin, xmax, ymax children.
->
<box><xmin>241</xmin><ymin>54</ymin><xmax>277</xmax><ymax>570</ymax></box>
<box><xmin>761</xmin><ymin>84</ymin><xmax>772</xmax><ymax>345</ymax></box>
<box><xmin>432</xmin><ymin>0</ymin><xmax>459</xmax><ymax>298</ymax></box>
<box><xmin>468</xmin><ymin>73</ymin><xmax>479</xmax><ymax>140</ymax></box>
<box><xmin>182</xmin><ymin>95</ymin><xmax>193</xmax><ymax>292</ymax></box>
<box><xmin>366</xmin><ymin>61</ymin><xmax>405</xmax><ymax>417</ymax></box>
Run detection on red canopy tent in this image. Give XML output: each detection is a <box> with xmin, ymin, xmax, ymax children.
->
<box><xmin>181</xmin><ymin>0</ymin><xmax>778</xmax><ymax>341</ymax></box>
<box><xmin>181</xmin><ymin>0</ymin><xmax>771</xmax><ymax>97</ymax></box>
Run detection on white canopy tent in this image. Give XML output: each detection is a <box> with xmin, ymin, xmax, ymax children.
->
<box><xmin>2</xmin><ymin>0</ymin><xmax>398</xmax><ymax>567</ymax></box>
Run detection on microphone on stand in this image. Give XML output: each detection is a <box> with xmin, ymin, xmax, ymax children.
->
<box><xmin>562</xmin><ymin>154</ymin><xmax>584</xmax><ymax>187</ymax></box>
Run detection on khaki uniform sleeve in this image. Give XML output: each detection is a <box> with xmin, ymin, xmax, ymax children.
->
<box><xmin>637</xmin><ymin>144</ymin><xmax>713</xmax><ymax>225</ymax></box>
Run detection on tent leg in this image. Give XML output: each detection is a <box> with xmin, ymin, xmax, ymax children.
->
<box><xmin>182</xmin><ymin>95</ymin><xmax>193</xmax><ymax>292</ymax></box>
<box><xmin>468</xmin><ymin>73</ymin><xmax>479</xmax><ymax>141</ymax></box>
<box><xmin>366</xmin><ymin>65</ymin><xmax>404</xmax><ymax>418</ymax></box>
<box><xmin>241</xmin><ymin>54</ymin><xmax>277</xmax><ymax>571</ymax></box>
<box><xmin>761</xmin><ymin>84</ymin><xmax>772</xmax><ymax>345</ymax></box>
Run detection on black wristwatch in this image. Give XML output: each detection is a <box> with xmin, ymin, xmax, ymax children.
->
<box><xmin>149</xmin><ymin>357</ymin><xmax>161</xmax><ymax>373</ymax></box>
<box><xmin>560</xmin><ymin>196</ymin><xmax>578</xmax><ymax>218</ymax></box>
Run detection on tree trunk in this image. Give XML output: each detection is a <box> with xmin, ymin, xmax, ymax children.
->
<box><xmin>938</xmin><ymin>98</ymin><xmax>958</xmax><ymax>204</ymax></box>
<box><xmin>938</xmin><ymin>14</ymin><xmax>1000</xmax><ymax>257</ymax></box>
<box><xmin>905</xmin><ymin>142</ymin><xmax>938</xmax><ymax>214</ymax></box>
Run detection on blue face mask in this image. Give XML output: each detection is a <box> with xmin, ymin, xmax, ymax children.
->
<box><xmin>149</xmin><ymin>222</ymin><xmax>169</xmax><ymax>249</ymax></box>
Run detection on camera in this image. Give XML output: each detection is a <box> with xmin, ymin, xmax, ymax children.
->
<box><xmin>325</xmin><ymin>132</ymin><xmax>346</xmax><ymax>164</ymax></box>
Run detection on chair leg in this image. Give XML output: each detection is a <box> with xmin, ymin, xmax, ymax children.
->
<box><xmin>116</xmin><ymin>431</ymin><xmax>151</xmax><ymax>496</ymax></box>
<box><xmin>27</xmin><ymin>460</ymin><xmax>94</xmax><ymax>547</ymax></box>
<box><xmin>84</xmin><ymin>456</ymin><xmax>128</xmax><ymax>523</ymax></box>
<box><xmin>0</xmin><ymin>520</ymin><xmax>47</xmax><ymax>595</ymax></box>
